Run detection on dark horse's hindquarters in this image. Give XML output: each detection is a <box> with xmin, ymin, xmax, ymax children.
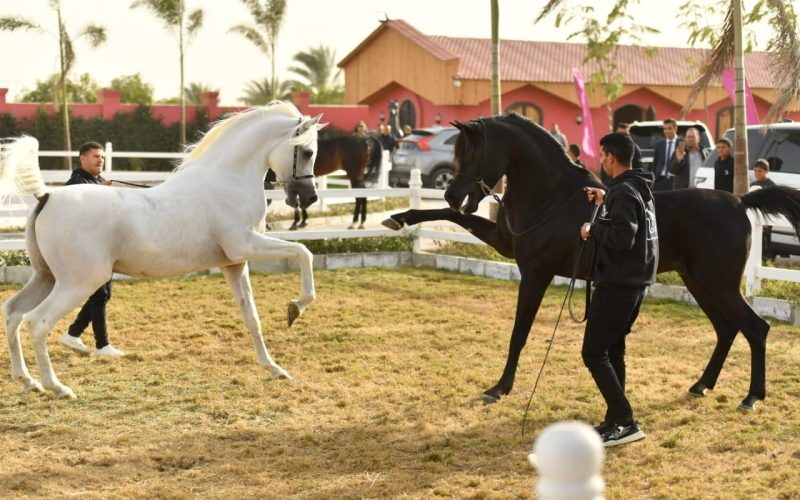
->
<box><xmin>384</xmin><ymin>114</ymin><xmax>800</xmax><ymax>411</ymax></box>
<box><xmin>289</xmin><ymin>135</ymin><xmax>380</xmax><ymax>230</ymax></box>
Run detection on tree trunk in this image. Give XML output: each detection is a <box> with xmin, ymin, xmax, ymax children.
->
<box><xmin>56</xmin><ymin>1</ymin><xmax>71</xmax><ymax>169</ymax></box>
<box><xmin>732</xmin><ymin>0</ymin><xmax>749</xmax><ymax>195</ymax></box>
<box><xmin>179</xmin><ymin>16</ymin><xmax>186</xmax><ymax>147</ymax></box>
<box><xmin>271</xmin><ymin>41</ymin><xmax>277</xmax><ymax>101</ymax></box>
<box><xmin>489</xmin><ymin>0</ymin><xmax>503</xmax><ymax>221</ymax></box>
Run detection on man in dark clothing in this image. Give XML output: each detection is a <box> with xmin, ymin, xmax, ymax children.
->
<box><xmin>580</xmin><ymin>132</ymin><xmax>658</xmax><ymax>447</ymax></box>
<box><xmin>568</xmin><ymin>144</ymin><xmax>585</xmax><ymax>168</ymax></box>
<box><xmin>713</xmin><ymin>137</ymin><xmax>734</xmax><ymax>192</ymax></box>
<box><xmin>603</xmin><ymin>123</ymin><xmax>642</xmax><ymax>186</ymax></box>
<box><xmin>669</xmin><ymin>127</ymin><xmax>707</xmax><ymax>189</ymax></box>
<box><xmin>377</xmin><ymin>124</ymin><xmax>397</xmax><ymax>152</ymax></box>
<box><xmin>651</xmin><ymin>118</ymin><xmax>679</xmax><ymax>192</ymax></box>
<box><xmin>57</xmin><ymin>142</ymin><xmax>125</xmax><ymax>357</ymax></box>
<box><xmin>752</xmin><ymin>158</ymin><xmax>776</xmax><ymax>188</ymax></box>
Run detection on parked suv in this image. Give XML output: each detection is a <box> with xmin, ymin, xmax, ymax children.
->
<box><xmin>628</xmin><ymin>120</ymin><xmax>715</xmax><ymax>172</ymax></box>
<box><xmin>696</xmin><ymin>122</ymin><xmax>800</xmax><ymax>258</ymax></box>
<box><xmin>390</xmin><ymin>127</ymin><xmax>458</xmax><ymax>189</ymax></box>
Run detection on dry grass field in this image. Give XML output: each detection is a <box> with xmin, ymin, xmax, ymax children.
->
<box><xmin>1</xmin><ymin>267</ymin><xmax>799</xmax><ymax>499</ymax></box>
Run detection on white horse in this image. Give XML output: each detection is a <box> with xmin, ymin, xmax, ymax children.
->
<box><xmin>0</xmin><ymin>102</ymin><xmax>324</xmax><ymax>399</ymax></box>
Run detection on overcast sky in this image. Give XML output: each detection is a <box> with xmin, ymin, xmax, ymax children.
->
<box><xmin>0</xmin><ymin>0</ymin><xmax>770</xmax><ymax>106</ymax></box>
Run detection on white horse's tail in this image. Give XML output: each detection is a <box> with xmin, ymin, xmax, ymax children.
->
<box><xmin>0</xmin><ymin>135</ymin><xmax>48</xmax><ymax>198</ymax></box>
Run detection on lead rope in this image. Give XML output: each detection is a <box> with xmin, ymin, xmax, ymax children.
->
<box><xmin>520</xmin><ymin>202</ymin><xmax>600</xmax><ymax>438</ymax></box>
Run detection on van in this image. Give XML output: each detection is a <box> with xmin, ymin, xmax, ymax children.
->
<box><xmin>696</xmin><ymin>123</ymin><xmax>800</xmax><ymax>257</ymax></box>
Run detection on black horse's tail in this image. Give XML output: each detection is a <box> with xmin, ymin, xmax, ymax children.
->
<box><xmin>741</xmin><ymin>186</ymin><xmax>800</xmax><ymax>237</ymax></box>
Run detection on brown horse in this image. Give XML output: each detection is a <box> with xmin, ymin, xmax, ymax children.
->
<box><xmin>290</xmin><ymin>135</ymin><xmax>381</xmax><ymax>230</ymax></box>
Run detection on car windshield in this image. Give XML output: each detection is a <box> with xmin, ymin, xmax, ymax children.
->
<box><xmin>629</xmin><ymin>125</ymin><xmax>712</xmax><ymax>151</ymax></box>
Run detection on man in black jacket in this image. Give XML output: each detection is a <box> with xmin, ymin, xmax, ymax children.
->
<box><xmin>57</xmin><ymin>142</ymin><xmax>125</xmax><ymax>357</ymax></box>
<box><xmin>714</xmin><ymin>138</ymin><xmax>734</xmax><ymax>192</ymax></box>
<box><xmin>581</xmin><ymin>132</ymin><xmax>658</xmax><ymax>447</ymax></box>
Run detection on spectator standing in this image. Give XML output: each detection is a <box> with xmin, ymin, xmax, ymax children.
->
<box><xmin>615</xmin><ymin>123</ymin><xmax>643</xmax><ymax>171</ymax></box>
<box><xmin>568</xmin><ymin>144</ymin><xmax>586</xmax><ymax>168</ymax></box>
<box><xmin>651</xmin><ymin>118</ymin><xmax>680</xmax><ymax>192</ymax></box>
<box><xmin>58</xmin><ymin>142</ymin><xmax>124</xmax><ymax>357</ymax></box>
<box><xmin>713</xmin><ymin>138</ymin><xmax>734</xmax><ymax>192</ymax></box>
<box><xmin>751</xmin><ymin>159</ymin><xmax>776</xmax><ymax>188</ymax></box>
<box><xmin>402</xmin><ymin>124</ymin><xmax>413</xmax><ymax>137</ymax></box>
<box><xmin>669</xmin><ymin>127</ymin><xmax>707</xmax><ymax>189</ymax></box>
<box><xmin>354</xmin><ymin>120</ymin><xmax>368</xmax><ymax>138</ymax></box>
<box><xmin>378</xmin><ymin>124</ymin><xmax>397</xmax><ymax>152</ymax></box>
<box><xmin>550</xmin><ymin>123</ymin><xmax>568</xmax><ymax>148</ymax></box>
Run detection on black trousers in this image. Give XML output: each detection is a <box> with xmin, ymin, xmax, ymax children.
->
<box><xmin>652</xmin><ymin>175</ymin><xmax>673</xmax><ymax>192</ymax></box>
<box><xmin>68</xmin><ymin>281</ymin><xmax>112</xmax><ymax>349</ymax></box>
<box><xmin>581</xmin><ymin>284</ymin><xmax>646</xmax><ymax>425</ymax></box>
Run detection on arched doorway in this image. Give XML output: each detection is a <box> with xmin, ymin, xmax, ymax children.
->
<box><xmin>505</xmin><ymin>101</ymin><xmax>542</xmax><ymax>124</ymax></box>
<box><xmin>716</xmin><ymin>106</ymin><xmax>734</xmax><ymax>140</ymax></box>
<box><xmin>399</xmin><ymin>99</ymin><xmax>416</xmax><ymax>130</ymax></box>
<box><xmin>614</xmin><ymin>104</ymin><xmax>645</xmax><ymax>128</ymax></box>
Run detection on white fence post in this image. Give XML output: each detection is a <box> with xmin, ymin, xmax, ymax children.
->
<box><xmin>317</xmin><ymin>174</ymin><xmax>327</xmax><ymax>210</ymax></box>
<box><xmin>745</xmin><ymin>211</ymin><xmax>763</xmax><ymax>297</ymax></box>
<box><xmin>409</xmin><ymin>167</ymin><xmax>423</xmax><ymax>253</ymax></box>
<box><xmin>105</xmin><ymin>141</ymin><xmax>113</xmax><ymax>173</ymax></box>
<box><xmin>379</xmin><ymin>150</ymin><xmax>392</xmax><ymax>189</ymax></box>
<box><xmin>529</xmin><ymin>421</ymin><xmax>605</xmax><ymax>500</ymax></box>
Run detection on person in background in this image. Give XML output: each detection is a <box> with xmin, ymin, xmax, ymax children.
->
<box><xmin>402</xmin><ymin>124</ymin><xmax>413</xmax><ymax>137</ymax></box>
<box><xmin>669</xmin><ymin>127</ymin><xmax>706</xmax><ymax>189</ymax></box>
<box><xmin>354</xmin><ymin>120</ymin><xmax>368</xmax><ymax>138</ymax></box>
<box><xmin>378</xmin><ymin>124</ymin><xmax>397</xmax><ymax>152</ymax></box>
<box><xmin>568</xmin><ymin>143</ymin><xmax>585</xmax><ymax>168</ymax></box>
<box><xmin>751</xmin><ymin>158</ymin><xmax>776</xmax><ymax>188</ymax></box>
<box><xmin>615</xmin><ymin>122</ymin><xmax>643</xmax><ymax>171</ymax></box>
<box><xmin>550</xmin><ymin>123</ymin><xmax>568</xmax><ymax>148</ymax></box>
<box><xmin>58</xmin><ymin>142</ymin><xmax>125</xmax><ymax>357</ymax></box>
<box><xmin>651</xmin><ymin>118</ymin><xmax>679</xmax><ymax>192</ymax></box>
<box><xmin>713</xmin><ymin>138</ymin><xmax>734</xmax><ymax>193</ymax></box>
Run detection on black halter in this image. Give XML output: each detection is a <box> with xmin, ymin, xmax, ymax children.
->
<box><xmin>266</xmin><ymin>117</ymin><xmax>314</xmax><ymax>183</ymax></box>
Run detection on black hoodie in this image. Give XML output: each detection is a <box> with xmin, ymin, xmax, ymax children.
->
<box><xmin>589</xmin><ymin>168</ymin><xmax>659</xmax><ymax>287</ymax></box>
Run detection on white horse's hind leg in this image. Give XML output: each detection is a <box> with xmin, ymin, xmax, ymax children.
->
<box><xmin>221</xmin><ymin>231</ymin><xmax>316</xmax><ymax>327</ymax></box>
<box><xmin>220</xmin><ymin>263</ymin><xmax>292</xmax><ymax>380</ymax></box>
<box><xmin>2</xmin><ymin>272</ymin><xmax>55</xmax><ymax>393</ymax></box>
<box><xmin>23</xmin><ymin>284</ymin><xmax>97</xmax><ymax>399</ymax></box>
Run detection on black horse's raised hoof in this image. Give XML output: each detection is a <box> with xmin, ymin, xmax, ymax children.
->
<box><xmin>688</xmin><ymin>382</ymin><xmax>708</xmax><ymax>397</ymax></box>
<box><xmin>738</xmin><ymin>395</ymin><xmax>760</xmax><ymax>412</ymax></box>
<box><xmin>381</xmin><ymin>217</ymin><xmax>403</xmax><ymax>230</ymax></box>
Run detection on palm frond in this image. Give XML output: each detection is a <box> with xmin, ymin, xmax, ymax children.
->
<box><xmin>187</xmin><ymin>8</ymin><xmax>204</xmax><ymax>38</ymax></box>
<box><xmin>682</xmin><ymin>0</ymin><xmax>735</xmax><ymax>115</ymax></box>
<box><xmin>80</xmin><ymin>24</ymin><xmax>107</xmax><ymax>48</ymax></box>
<box><xmin>535</xmin><ymin>0</ymin><xmax>565</xmax><ymax>24</ymax></box>
<box><xmin>228</xmin><ymin>24</ymin><xmax>268</xmax><ymax>53</ymax></box>
<box><xmin>240</xmin><ymin>0</ymin><xmax>265</xmax><ymax>24</ymax></box>
<box><xmin>763</xmin><ymin>0</ymin><xmax>800</xmax><ymax>123</ymax></box>
<box><xmin>59</xmin><ymin>21</ymin><xmax>75</xmax><ymax>76</ymax></box>
<box><xmin>130</xmin><ymin>0</ymin><xmax>182</xmax><ymax>30</ymax></box>
<box><xmin>0</xmin><ymin>16</ymin><xmax>41</xmax><ymax>32</ymax></box>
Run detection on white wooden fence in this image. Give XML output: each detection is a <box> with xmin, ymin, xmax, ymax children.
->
<box><xmin>2</xmin><ymin>145</ymin><xmax>798</xmax><ymax>298</ymax></box>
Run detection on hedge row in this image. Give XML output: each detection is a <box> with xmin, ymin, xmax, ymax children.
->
<box><xmin>0</xmin><ymin>106</ymin><xmax>210</xmax><ymax>170</ymax></box>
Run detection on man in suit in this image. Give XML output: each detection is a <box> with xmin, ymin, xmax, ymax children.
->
<box><xmin>651</xmin><ymin>118</ymin><xmax>679</xmax><ymax>192</ymax></box>
<box><xmin>669</xmin><ymin>127</ymin><xmax>707</xmax><ymax>189</ymax></box>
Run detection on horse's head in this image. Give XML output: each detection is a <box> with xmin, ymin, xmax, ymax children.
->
<box><xmin>269</xmin><ymin>114</ymin><xmax>327</xmax><ymax>209</ymax></box>
<box><xmin>445</xmin><ymin>119</ymin><xmax>508</xmax><ymax>214</ymax></box>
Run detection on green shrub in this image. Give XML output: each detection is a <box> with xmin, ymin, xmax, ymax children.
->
<box><xmin>303</xmin><ymin>235</ymin><xmax>415</xmax><ymax>254</ymax></box>
<box><xmin>0</xmin><ymin>251</ymin><xmax>30</xmax><ymax>266</ymax></box>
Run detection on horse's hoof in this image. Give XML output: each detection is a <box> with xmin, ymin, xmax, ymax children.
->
<box><xmin>21</xmin><ymin>379</ymin><xmax>45</xmax><ymax>394</ymax></box>
<box><xmin>381</xmin><ymin>217</ymin><xmax>403</xmax><ymax>230</ymax></box>
<box><xmin>481</xmin><ymin>392</ymin><xmax>501</xmax><ymax>404</ymax></box>
<box><xmin>270</xmin><ymin>368</ymin><xmax>294</xmax><ymax>381</ymax></box>
<box><xmin>53</xmin><ymin>385</ymin><xmax>77</xmax><ymax>400</ymax></box>
<box><xmin>738</xmin><ymin>395</ymin><xmax>759</xmax><ymax>412</ymax></box>
<box><xmin>298</xmin><ymin>222</ymin><xmax>307</xmax><ymax>228</ymax></box>
<box><xmin>289</xmin><ymin>225</ymin><xmax>298</xmax><ymax>231</ymax></box>
<box><xmin>287</xmin><ymin>301</ymin><xmax>302</xmax><ymax>327</ymax></box>
<box><xmin>688</xmin><ymin>382</ymin><xmax>708</xmax><ymax>397</ymax></box>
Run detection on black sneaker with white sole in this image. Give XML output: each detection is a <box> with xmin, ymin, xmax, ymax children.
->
<box><xmin>601</xmin><ymin>421</ymin><xmax>645</xmax><ymax>447</ymax></box>
<box><xmin>594</xmin><ymin>421</ymin><xmax>615</xmax><ymax>436</ymax></box>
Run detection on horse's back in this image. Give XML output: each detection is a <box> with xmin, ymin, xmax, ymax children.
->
<box><xmin>654</xmin><ymin>189</ymin><xmax>750</xmax><ymax>276</ymax></box>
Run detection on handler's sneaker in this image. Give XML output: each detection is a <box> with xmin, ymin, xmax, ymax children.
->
<box><xmin>602</xmin><ymin>421</ymin><xmax>645</xmax><ymax>447</ymax></box>
<box><xmin>58</xmin><ymin>333</ymin><xmax>90</xmax><ymax>355</ymax></box>
<box><xmin>95</xmin><ymin>345</ymin><xmax>125</xmax><ymax>357</ymax></box>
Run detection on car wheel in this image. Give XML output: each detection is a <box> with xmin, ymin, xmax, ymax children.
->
<box><xmin>427</xmin><ymin>166</ymin><xmax>455</xmax><ymax>190</ymax></box>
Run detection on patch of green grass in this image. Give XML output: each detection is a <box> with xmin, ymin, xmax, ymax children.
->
<box><xmin>428</xmin><ymin>241</ymin><xmax>514</xmax><ymax>263</ymax></box>
<box><xmin>304</xmin><ymin>234</ymin><xmax>415</xmax><ymax>254</ymax></box>
<box><xmin>0</xmin><ymin>250</ymin><xmax>30</xmax><ymax>266</ymax></box>
<box><xmin>269</xmin><ymin>196</ymin><xmax>409</xmax><ymax>221</ymax></box>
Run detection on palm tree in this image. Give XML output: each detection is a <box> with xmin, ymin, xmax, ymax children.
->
<box><xmin>184</xmin><ymin>82</ymin><xmax>218</xmax><ymax>105</ymax></box>
<box><xmin>683</xmin><ymin>0</ymin><xmax>800</xmax><ymax>194</ymax></box>
<box><xmin>286</xmin><ymin>45</ymin><xmax>344</xmax><ymax>104</ymax></box>
<box><xmin>490</xmin><ymin>0</ymin><xmax>501</xmax><ymax>116</ymax></box>
<box><xmin>240</xmin><ymin>78</ymin><xmax>293</xmax><ymax>105</ymax></box>
<box><xmin>1</xmin><ymin>1</ymin><xmax>106</xmax><ymax>167</ymax></box>
<box><xmin>229</xmin><ymin>0</ymin><xmax>287</xmax><ymax>101</ymax></box>
<box><xmin>130</xmin><ymin>0</ymin><xmax>204</xmax><ymax>147</ymax></box>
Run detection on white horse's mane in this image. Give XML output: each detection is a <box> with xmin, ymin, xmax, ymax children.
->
<box><xmin>177</xmin><ymin>101</ymin><xmax>309</xmax><ymax>171</ymax></box>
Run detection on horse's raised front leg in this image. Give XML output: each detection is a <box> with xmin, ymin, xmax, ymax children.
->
<box><xmin>220</xmin><ymin>231</ymin><xmax>315</xmax><ymax>327</ymax></box>
<box><xmin>383</xmin><ymin>208</ymin><xmax>513</xmax><ymax>258</ymax></box>
<box><xmin>23</xmin><ymin>283</ymin><xmax>98</xmax><ymax>399</ymax></box>
<box><xmin>2</xmin><ymin>271</ymin><xmax>55</xmax><ymax>394</ymax></box>
<box><xmin>220</xmin><ymin>263</ymin><xmax>291</xmax><ymax>380</ymax></box>
<box><xmin>483</xmin><ymin>268</ymin><xmax>553</xmax><ymax>403</ymax></box>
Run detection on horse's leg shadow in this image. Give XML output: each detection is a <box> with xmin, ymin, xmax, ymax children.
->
<box><xmin>2</xmin><ymin>271</ymin><xmax>55</xmax><ymax>394</ymax></box>
<box><xmin>221</xmin><ymin>263</ymin><xmax>292</xmax><ymax>380</ymax></box>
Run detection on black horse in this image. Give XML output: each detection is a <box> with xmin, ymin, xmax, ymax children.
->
<box><xmin>290</xmin><ymin>135</ymin><xmax>381</xmax><ymax>230</ymax></box>
<box><xmin>384</xmin><ymin>114</ymin><xmax>800</xmax><ymax>411</ymax></box>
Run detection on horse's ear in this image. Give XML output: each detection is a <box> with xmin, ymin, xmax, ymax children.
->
<box><xmin>316</xmin><ymin>122</ymin><xmax>329</xmax><ymax>131</ymax></box>
<box><xmin>451</xmin><ymin>121</ymin><xmax>464</xmax><ymax>131</ymax></box>
<box><xmin>300</xmin><ymin>114</ymin><xmax>324</xmax><ymax>133</ymax></box>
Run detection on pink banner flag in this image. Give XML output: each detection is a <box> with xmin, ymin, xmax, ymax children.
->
<box><xmin>721</xmin><ymin>68</ymin><xmax>760</xmax><ymax>125</ymax></box>
<box><xmin>572</xmin><ymin>68</ymin><xmax>597</xmax><ymax>160</ymax></box>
